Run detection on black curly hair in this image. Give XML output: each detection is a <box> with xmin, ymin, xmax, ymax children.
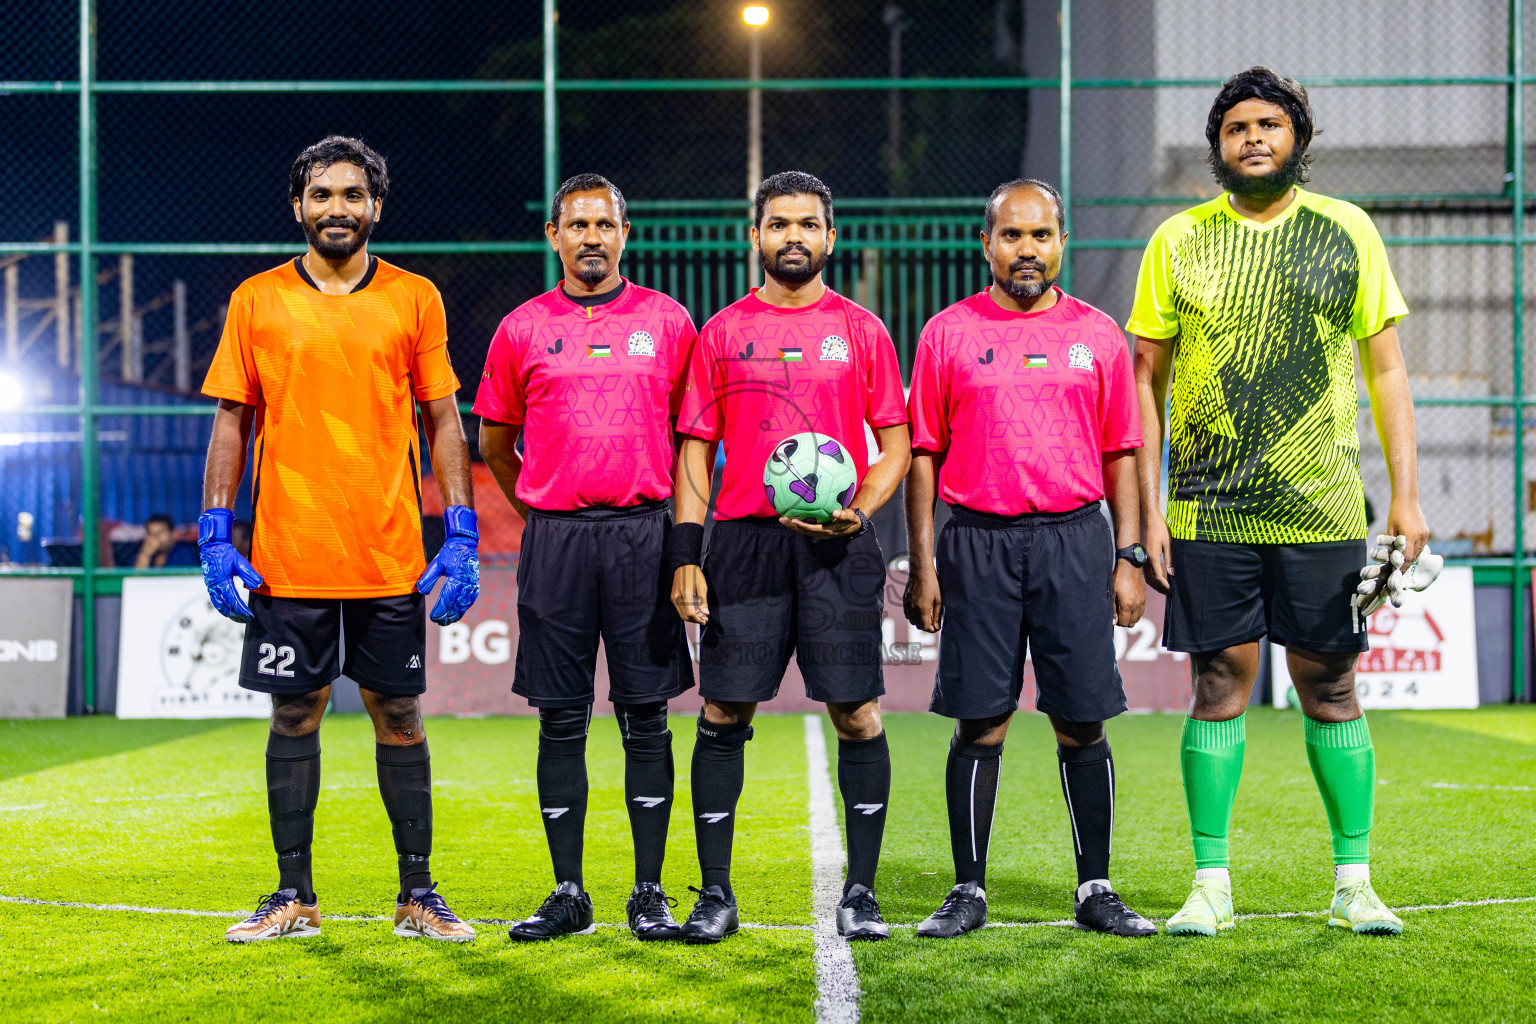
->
<box><xmin>1204</xmin><ymin>67</ymin><xmax>1317</xmax><ymax>183</ymax></box>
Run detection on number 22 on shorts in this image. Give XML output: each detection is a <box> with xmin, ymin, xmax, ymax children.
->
<box><xmin>256</xmin><ymin>643</ymin><xmax>296</xmax><ymax>677</ymax></box>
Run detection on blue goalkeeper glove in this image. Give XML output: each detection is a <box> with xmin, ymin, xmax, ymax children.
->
<box><xmin>417</xmin><ymin>505</ymin><xmax>480</xmax><ymax>626</ymax></box>
<box><xmin>197</xmin><ymin>507</ymin><xmax>263</xmax><ymax>623</ymax></box>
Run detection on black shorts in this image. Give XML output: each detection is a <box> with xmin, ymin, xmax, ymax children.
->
<box><xmin>513</xmin><ymin>501</ymin><xmax>693</xmax><ymax>708</ymax></box>
<box><xmin>931</xmin><ymin>503</ymin><xmax>1126</xmax><ymax>723</ymax></box>
<box><xmin>240</xmin><ymin>592</ymin><xmax>426</xmax><ymax>696</ymax></box>
<box><xmin>1163</xmin><ymin>538</ymin><xmax>1368</xmax><ymax>654</ymax></box>
<box><xmin>698</xmin><ymin>516</ymin><xmax>886</xmax><ymax>705</ymax></box>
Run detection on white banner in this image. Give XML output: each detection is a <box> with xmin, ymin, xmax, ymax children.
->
<box><xmin>116</xmin><ymin>576</ymin><xmax>266</xmax><ymax>719</ymax></box>
<box><xmin>1272</xmin><ymin>566</ymin><xmax>1478</xmax><ymax>710</ymax></box>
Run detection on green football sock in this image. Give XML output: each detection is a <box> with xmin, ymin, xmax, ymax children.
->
<box><xmin>1304</xmin><ymin>716</ymin><xmax>1374</xmax><ymax>865</ymax></box>
<box><xmin>1181</xmin><ymin>716</ymin><xmax>1246</xmax><ymax>869</ymax></box>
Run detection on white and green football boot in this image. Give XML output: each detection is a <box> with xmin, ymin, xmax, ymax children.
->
<box><xmin>1329</xmin><ymin>878</ymin><xmax>1403</xmax><ymax>935</ymax></box>
<box><xmin>1165</xmin><ymin>878</ymin><xmax>1235</xmax><ymax>936</ymax></box>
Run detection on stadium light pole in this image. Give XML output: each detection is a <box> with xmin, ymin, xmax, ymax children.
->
<box><xmin>744</xmin><ymin>6</ymin><xmax>768</xmax><ymax>287</ymax></box>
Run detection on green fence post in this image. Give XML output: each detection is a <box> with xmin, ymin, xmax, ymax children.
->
<box><xmin>543</xmin><ymin>0</ymin><xmax>559</xmax><ymax>290</ymax></box>
<box><xmin>1512</xmin><ymin>0</ymin><xmax>1527</xmax><ymax>702</ymax></box>
<box><xmin>78</xmin><ymin>0</ymin><xmax>99</xmax><ymax>713</ymax></box>
<box><xmin>1058</xmin><ymin>0</ymin><xmax>1073</xmax><ymax>294</ymax></box>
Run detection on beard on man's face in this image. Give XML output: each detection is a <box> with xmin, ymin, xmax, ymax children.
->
<box><xmin>304</xmin><ymin>214</ymin><xmax>372</xmax><ymax>260</ymax></box>
<box><xmin>1213</xmin><ymin>142</ymin><xmax>1307</xmax><ymax>201</ymax></box>
<box><xmin>760</xmin><ymin>243</ymin><xmax>827</xmax><ymax>286</ymax></box>
<box><xmin>993</xmin><ymin>256</ymin><xmax>1057</xmax><ymax>302</ymax></box>
<box><xmin>572</xmin><ymin>247</ymin><xmax>612</xmax><ymax>286</ymax></box>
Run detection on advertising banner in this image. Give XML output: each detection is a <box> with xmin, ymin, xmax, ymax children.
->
<box><xmin>422</xmin><ymin>568</ymin><xmax>1193</xmax><ymax>715</ymax></box>
<box><xmin>0</xmin><ymin>577</ymin><xmax>73</xmax><ymax>718</ymax></box>
<box><xmin>1272</xmin><ymin>566</ymin><xmax>1478</xmax><ymax>710</ymax></box>
<box><xmin>116</xmin><ymin>576</ymin><xmax>266</xmax><ymax>719</ymax></box>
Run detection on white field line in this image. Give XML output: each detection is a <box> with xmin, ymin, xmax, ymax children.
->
<box><xmin>804</xmin><ymin>713</ymin><xmax>861</xmax><ymax>1024</ymax></box>
<box><xmin>5</xmin><ymin>893</ymin><xmax>1536</xmax><ymax>930</ymax></box>
<box><xmin>1430</xmin><ymin>781</ymin><xmax>1536</xmax><ymax>793</ymax></box>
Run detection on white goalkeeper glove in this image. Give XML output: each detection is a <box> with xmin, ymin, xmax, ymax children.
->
<box><xmin>1351</xmin><ymin>534</ymin><xmax>1444</xmax><ymax>631</ymax></box>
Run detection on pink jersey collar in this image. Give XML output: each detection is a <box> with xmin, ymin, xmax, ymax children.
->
<box><xmin>548</xmin><ymin>276</ymin><xmax>642</xmax><ymax>318</ymax></box>
<box><xmin>965</xmin><ymin>286</ymin><xmax>1070</xmax><ymax>321</ymax></box>
<box><xmin>740</xmin><ymin>284</ymin><xmax>843</xmax><ymax>317</ymax></box>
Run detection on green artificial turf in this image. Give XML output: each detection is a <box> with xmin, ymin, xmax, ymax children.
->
<box><xmin>839</xmin><ymin>708</ymin><xmax>1536</xmax><ymax>1023</ymax></box>
<box><xmin>4</xmin><ymin>708</ymin><xmax>1536</xmax><ymax>1022</ymax></box>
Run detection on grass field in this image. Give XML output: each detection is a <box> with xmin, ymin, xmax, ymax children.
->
<box><xmin>4</xmin><ymin>707</ymin><xmax>1535</xmax><ymax>1023</ymax></box>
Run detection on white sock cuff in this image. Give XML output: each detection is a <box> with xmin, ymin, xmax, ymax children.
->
<box><xmin>1335</xmin><ymin>863</ymin><xmax>1370</xmax><ymax>883</ymax></box>
<box><xmin>1076</xmin><ymin>879</ymin><xmax>1112</xmax><ymax>902</ymax></box>
<box><xmin>1195</xmin><ymin>867</ymin><xmax>1231</xmax><ymax>883</ymax></box>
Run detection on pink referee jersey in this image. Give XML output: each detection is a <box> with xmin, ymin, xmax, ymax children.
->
<box><xmin>472</xmin><ymin>280</ymin><xmax>697</xmax><ymax>510</ymax></box>
<box><xmin>677</xmin><ymin>287</ymin><xmax>907</xmax><ymax>521</ymax></box>
<box><xmin>907</xmin><ymin>288</ymin><xmax>1141</xmax><ymax>515</ymax></box>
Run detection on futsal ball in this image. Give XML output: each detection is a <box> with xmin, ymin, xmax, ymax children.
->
<box><xmin>763</xmin><ymin>432</ymin><xmax>858</xmax><ymax>523</ymax></box>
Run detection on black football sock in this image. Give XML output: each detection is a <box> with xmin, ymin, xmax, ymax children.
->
<box><xmin>1058</xmin><ymin>739</ymin><xmax>1115</xmax><ymax>886</ymax></box>
<box><xmin>376</xmin><ymin>741</ymin><xmax>433</xmax><ymax>900</ymax></box>
<box><xmin>838</xmin><ymin>732</ymin><xmax>891</xmax><ymax>895</ymax></box>
<box><xmin>266</xmin><ymin>730</ymin><xmax>321</xmax><ymax>904</ymax></box>
<box><xmin>537</xmin><ymin>705</ymin><xmax>591</xmax><ymax>889</ymax></box>
<box><xmin>691</xmin><ymin>714</ymin><xmax>753</xmax><ymax>901</ymax></box>
<box><xmin>946</xmin><ymin>736</ymin><xmax>1003</xmax><ymax>888</ymax></box>
<box><xmin>616</xmin><ymin>701</ymin><xmax>674</xmax><ymax>886</ymax></box>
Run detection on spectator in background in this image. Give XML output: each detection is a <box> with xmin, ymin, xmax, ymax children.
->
<box><xmin>133</xmin><ymin>513</ymin><xmax>198</xmax><ymax>569</ymax></box>
<box><xmin>134</xmin><ymin>513</ymin><xmax>179</xmax><ymax>568</ymax></box>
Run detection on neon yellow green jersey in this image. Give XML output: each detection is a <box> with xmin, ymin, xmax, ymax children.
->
<box><xmin>1127</xmin><ymin>189</ymin><xmax>1408</xmax><ymax>544</ymax></box>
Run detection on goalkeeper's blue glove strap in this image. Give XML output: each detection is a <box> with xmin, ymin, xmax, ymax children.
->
<box><xmin>197</xmin><ymin>507</ymin><xmax>263</xmax><ymax>624</ymax></box>
<box><xmin>417</xmin><ymin>505</ymin><xmax>480</xmax><ymax>626</ymax></box>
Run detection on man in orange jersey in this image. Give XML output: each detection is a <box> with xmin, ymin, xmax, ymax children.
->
<box><xmin>200</xmin><ymin>136</ymin><xmax>479</xmax><ymax>943</ymax></box>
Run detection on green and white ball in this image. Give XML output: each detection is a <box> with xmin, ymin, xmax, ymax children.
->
<box><xmin>763</xmin><ymin>432</ymin><xmax>858</xmax><ymax>523</ymax></box>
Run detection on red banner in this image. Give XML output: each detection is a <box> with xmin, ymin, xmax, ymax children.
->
<box><xmin>422</xmin><ymin>568</ymin><xmax>1191</xmax><ymax>715</ymax></box>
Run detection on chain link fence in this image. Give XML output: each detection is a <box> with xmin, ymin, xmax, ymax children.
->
<box><xmin>3</xmin><ymin>0</ymin><xmax>1534</xmax><ymax>700</ymax></box>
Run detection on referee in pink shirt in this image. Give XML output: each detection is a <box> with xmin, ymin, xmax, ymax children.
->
<box><xmin>903</xmin><ymin>179</ymin><xmax>1156</xmax><ymax>939</ymax></box>
<box><xmin>476</xmin><ymin>174</ymin><xmax>697</xmax><ymax>943</ymax></box>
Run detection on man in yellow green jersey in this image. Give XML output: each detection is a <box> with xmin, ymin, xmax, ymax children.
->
<box><xmin>1128</xmin><ymin>67</ymin><xmax>1428</xmax><ymax>936</ymax></box>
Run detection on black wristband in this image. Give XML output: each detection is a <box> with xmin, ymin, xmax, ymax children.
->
<box><xmin>669</xmin><ymin>522</ymin><xmax>705</xmax><ymax>572</ymax></box>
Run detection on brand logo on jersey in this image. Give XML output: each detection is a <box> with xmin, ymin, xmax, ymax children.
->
<box><xmin>547</xmin><ymin>338</ymin><xmax>564</xmax><ymax>355</ymax></box>
<box><xmin>977</xmin><ymin>348</ymin><xmax>995</xmax><ymax>365</ymax></box>
<box><xmin>698</xmin><ymin>811</ymin><xmax>731</xmax><ymax>824</ymax></box>
<box><xmin>632</xmin><ymin>796</ymin><xmax>666</xmax><ymax>808</ymax></box>
<box><xmin>779</xmin><ymin>347</ymin><xmax>803</xmax><ymax>362</ymax></box>
<box><xmin>542</xmin><ymin>807</ymin><xmax>570</xmax><ymax>819</ymax></box>
<box><xmin>737</xmin><ymin>342</ymin><xmax>755</xmax><ymax>359</ymax></box>
<box><xmin>406</xmin><ymin>654</ymin><xmax>422</xmax><ymax>669</ymax></box>
<box><xmin>480</xmin><ymin>365</ymin><xmax>492</xmax><ymax>381</ymax></box>
<box><xmin>627</xmin><ymin>331</ymin><xmax>656</xmax><ymax>357</ymax></box>
<box><xmin>587</xmin><ymin>343</ymin><xmax>611</xmax><ymax>357</ymax></box>
<box><xmin>1068</xmin><ymin>343</ymin><xmax>1094</xmax><ymax>370</ymax></box>
<box><xmin>820</xmin><ymin>335</ymin><xmax>849</xmax><ymax>362</ymax></box>
<box><xmin>1023</xmin><ymin>354</ymin><xmax>1048</xmax><ymax>369</ymax></box>
<box><xmin>853</xmin><ymin>803</ymin><xmax>884</xmax><ymax>816</ymax></box>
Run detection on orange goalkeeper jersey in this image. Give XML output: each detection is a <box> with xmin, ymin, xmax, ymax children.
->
<box><xmin>203</xmin><ymin>257</ymin><xmax>460</xmax><ymax>598</ymax></box>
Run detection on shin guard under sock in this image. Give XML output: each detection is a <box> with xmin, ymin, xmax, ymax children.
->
<box><xmin>376</xmin><ymin>741</ymin><xmax>433</xmax><ymax>898</ymax></box>
<box><xmin>691</xmin><ymin>715</ymin><xmax>752</xmax><ymax>899</ymax></box>
<box><xmin>1180</xmin><ymin>716</ymin><xmax>1246</xmax><ymax>870</ymax></box>
<box><xmin>838</xmin><ymin>732</ymin><xmax>891</xmax><ymax>894</ymax></box>
<box><xmin>1058</xmin><ymin>739</ymin><xmax>1115</xmax><ymax>885</ymax></box>
<box><xmin>616</xmin><ymin>701</ymin><xmax>674</xmax><ymax>885</ymax></box>
<box><xmin>945</xmin><ymin>737</ymin><xmax>1002</xmax><ymax>888</ymax></box>
<box><xmin>267</xmin><ymin>730</ymin><xmax>321</xmax><ymax>903</ymax></box>
<box><xmin>1304</xmin><ymin>715</ymin><xmax>1375</xmax><ymax>865</ymax></box>
<box><xmin>536</xmin><ymin>705</ymin><xmax>591</xmax><ymax>888</ymax></box>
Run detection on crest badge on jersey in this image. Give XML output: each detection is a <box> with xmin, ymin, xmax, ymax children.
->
<box><xmin>820</xmin><ymin>335</ymin><xmax>849</xmax><ymax>362</ymax></box>
<box><xmin>627</xmin><ymin>331</ymin><xmax>656</xmax><ymax>357</ymax></box>
<box><xmin>1067</xmin><ymin>343</ymin><xmax>1094</xmax><ymax>370</ymax></box>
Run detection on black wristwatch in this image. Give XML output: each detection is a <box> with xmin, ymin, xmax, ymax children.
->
<box><xmin>1116</xmin><ymin>543</ymin><xmax>1148</xmax><ymax>568</ymax></box>
<box><xmin>851</xmin><ymin>508</ymin><xmax>871</xmax><ymax>534</ymax></box>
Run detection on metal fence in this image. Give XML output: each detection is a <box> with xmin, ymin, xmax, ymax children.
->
<box><xmin>3</xmin><ymin>0</ymin><xmax>1533</xmax><ymax>708</ymax></box>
